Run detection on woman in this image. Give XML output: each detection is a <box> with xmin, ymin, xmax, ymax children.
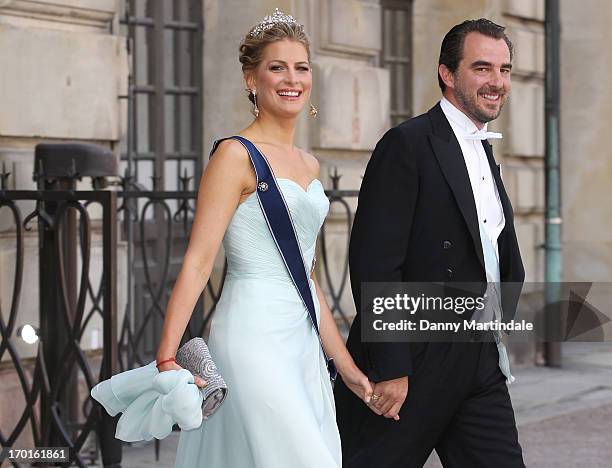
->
<box><xmin>94</xmin><ymin>9</ymin><xmax>372</xmax><ymax>468</ymax></box>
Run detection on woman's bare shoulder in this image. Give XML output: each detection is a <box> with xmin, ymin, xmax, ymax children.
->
<box><xmin>211</xmin><ymin>138</ymin><xmax>250</xmax><ymax>162</ymax></box>
<box><xmin>204</xmin><ymin>138</ymin><xmax>256</xmax><ymax>193</ymax></box>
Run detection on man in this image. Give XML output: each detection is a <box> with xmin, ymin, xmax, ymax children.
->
<box><xmin>335</xmin><ymin>19</ymin><xmax>525</xmax><ymax>467</ymax></box>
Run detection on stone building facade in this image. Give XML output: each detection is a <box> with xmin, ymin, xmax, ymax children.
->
<box><xmin>1</xmin><ymin>0</ymin><xmax>611</xmax><ymax>439</ymax></box>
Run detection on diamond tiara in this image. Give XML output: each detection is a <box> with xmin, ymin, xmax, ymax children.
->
<box><xmin>249</xmin><ymin>8</ymin><xmax>303</xmax><ymax>37</ymax></box>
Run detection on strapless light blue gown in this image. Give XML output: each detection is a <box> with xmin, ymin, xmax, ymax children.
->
<box><xmin>92</xmin><ymin>177</ymin><xmax>341</xmax><ymax>468</ymax></box>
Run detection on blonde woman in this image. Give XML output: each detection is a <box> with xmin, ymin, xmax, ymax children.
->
<box><xmin>94</xmin><ymin>10</ymin><xmax>372</xmax><ymax>468</ymax></box>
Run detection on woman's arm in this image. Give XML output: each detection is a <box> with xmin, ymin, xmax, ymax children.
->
<box><xmin>314</xmin><ymin>277</ymin><xmax>355</xmax><ymax>374</ymax></box>
<box><xmin>300</xmin><ymin>149</ymin><xmax>372</xmax><ymax>403</ymax></box>
<box><xmin>155</xmin><ymin>140</ymin><xmax>254</xmax><ymax>378</ymax></box>
<box><xmin>314</xmin><ymin>273</ymin><xmax>373</xmax><ymax>404</ymax></box>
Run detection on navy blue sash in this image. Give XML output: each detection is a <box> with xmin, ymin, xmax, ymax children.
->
<box><xmin>210</xmin><ymin>135</ymin><xmax>337</xmax><ymax>381</ymax></box>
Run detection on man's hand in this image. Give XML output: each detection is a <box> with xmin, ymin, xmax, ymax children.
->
<box><xmin>368</xmin><ymin>376</ymin><xmax>409</xmax><ymax>420</ymax></box>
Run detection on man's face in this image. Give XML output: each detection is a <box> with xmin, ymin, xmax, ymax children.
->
<box><xmin>441</xmin><ymin>32</ymin><xmax>512</xmax><ymax>126</ymax></box>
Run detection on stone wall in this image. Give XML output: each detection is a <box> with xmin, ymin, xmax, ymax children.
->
<box><xmin>559</xmin><ymin>0</ymin><xmax>612</xmax><ymax>339</ymax></box>
<box><xmin>560</xmin><ymin>0</ymin><xmax>612</xmax><ymax>283</ymax></box>
<box><xmin>0</xmin><ymin>0</ymin><xmax>126</xmax><ymax>447</ymax></box>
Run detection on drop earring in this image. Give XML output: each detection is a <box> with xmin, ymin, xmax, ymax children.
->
<box><xmin>309</xmin><ymin>103</ymin><xmax>318</xmax><ymax>117</ymax></box>
<box><xmin>251</xmin><ymin>89</ymin><xmax>260</xmax><ymax>117</ymax></box>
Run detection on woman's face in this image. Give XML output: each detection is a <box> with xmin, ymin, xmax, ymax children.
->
<box><xmin>246</xmin><ymin>39</ymin><xmax>312</xmax><ymax>119</ymax></box>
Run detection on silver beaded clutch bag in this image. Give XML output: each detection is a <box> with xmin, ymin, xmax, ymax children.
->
<box><xmin>175</xmin><ymin>337</ymin><xmax>228</xmax><ymax>419</ymax></box>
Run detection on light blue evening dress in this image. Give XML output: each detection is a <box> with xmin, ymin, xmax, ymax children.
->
<box><xmin>92</xmin><ymin>176</ymin><xmax>341</xmax><ymax>468</ymax></box>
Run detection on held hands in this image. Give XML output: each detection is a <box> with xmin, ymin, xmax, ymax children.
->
<box><xmin>341</xmin><ymin>366</ymin><xmax>374</xmax><ymax>406</ymax></box>
<box><xmin>156</xmin><ymin>358</ymin><xmax>208</xmax><ymax>388</ymax></box>
<box><xmin>368</xmin><ymin>376</ymin><xmax>409</xmax><ymax>421</ymax></box>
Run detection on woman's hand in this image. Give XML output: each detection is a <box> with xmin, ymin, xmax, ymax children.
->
<box><xmin>341</xmin><ymin>365</ymin><xmax>373</xmax><ymax>405</ymax></box>
<box><xmin>369</xmin><ymin>376</ymin><xmax>408</xmax><ymax>421</ymax></box>
<box><xmin>157</xmin><ymin>360</ymin><xmax>208</xmax><ymax>388</ymax></box>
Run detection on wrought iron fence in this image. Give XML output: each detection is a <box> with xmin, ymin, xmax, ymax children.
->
<box><xmin>0</xmin><ymin>186</ymin><xmax>120</xmax><ymax>467</ymax></box>
<box><xmin>116</xmin><ymin>177</ymin><xmax>217</xmax><ymax>371</ymax></box>
<box><xmin>0</xmin><ymin>168</ymin><xmax>359</xmax><ymax>466</ymax></box>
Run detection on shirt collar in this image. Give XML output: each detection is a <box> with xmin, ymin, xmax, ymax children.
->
<box><xmin>440</xmin><ymin>96</ymin><xmax>488</xmax><ymax>135</ymax></box>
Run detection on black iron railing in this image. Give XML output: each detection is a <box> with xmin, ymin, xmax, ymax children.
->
<box><xmin>0</xmin><ymin>187</ymin><xmax>120</xmax><ymax>467</ymax></box>
<box><xmin>0</xmin><ymin>168</ymin><xmax>359</xmax><ymax>466</ymax></box>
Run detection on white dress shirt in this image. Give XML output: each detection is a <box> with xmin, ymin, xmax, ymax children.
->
<box><xmin>439</xmin><ymin>97</ymin><xmax>505</xmax><ymax>260</ymax></box>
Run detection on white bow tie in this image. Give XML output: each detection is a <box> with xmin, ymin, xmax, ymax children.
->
<box><xmin>464</xmin><ymin>130</ymin><xmax>503</xmax><ymax>140</ymax></box>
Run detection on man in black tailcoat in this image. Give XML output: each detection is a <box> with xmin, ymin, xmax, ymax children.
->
<box><xmin>335</xmin><ymin>19</ymin><xmax>526</xmax><ymax>468</ymax></box>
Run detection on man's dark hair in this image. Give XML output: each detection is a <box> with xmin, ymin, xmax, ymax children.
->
<box><xmin>438</xmin><ymin>18</ymin><xmax>513</xmax><ymax>92</ymax></box>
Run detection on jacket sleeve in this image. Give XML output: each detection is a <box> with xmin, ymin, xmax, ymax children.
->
<box><xmin>349</xmin><ymin>126</ymin><xmax>419</xmax><ymax>382</ymax></box>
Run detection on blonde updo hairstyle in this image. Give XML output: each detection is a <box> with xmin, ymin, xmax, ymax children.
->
<box><xmin>239</xmin><ymin>21</ymin><xmax>311</xmax><ymax>105</ymax></box>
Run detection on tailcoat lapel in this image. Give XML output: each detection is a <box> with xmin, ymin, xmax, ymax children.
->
<box><xmin>427</xmin><ymin>103</ymin><xmax>486</xmax><ymax>271</ymax></box>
